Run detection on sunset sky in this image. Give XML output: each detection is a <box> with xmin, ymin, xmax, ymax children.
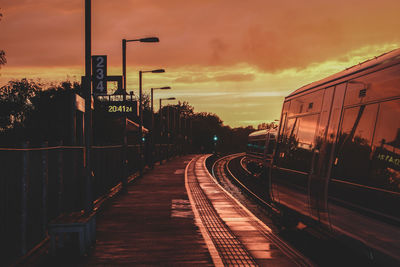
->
<box><xmin>1</xmin><ymin>0</ymin><xmax>400</xmax><ymax>127</ymax></box>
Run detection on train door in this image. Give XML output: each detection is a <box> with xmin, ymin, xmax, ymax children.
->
<box><xmin>272</xmin><ymin>90</ymin><xmax>323</xmax><ymax>218</ymax></box>
<box><xmin>308</xmin><ymin>84</ymin><xmax>345</xmax><ymax>227</ymax></box>
<box><xmin>270</xmin><ymin>101</ymin><xmax>290</xmax><ymax>203</ymax></box>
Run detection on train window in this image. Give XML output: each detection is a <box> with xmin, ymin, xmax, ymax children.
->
<box><xmin>278</xmin><ymin>114</ymin><xmax>319</xmax><ymax>172</ymax></box>
<box><xmin>316</xmin><ymin>87</ymin><xmax>335</xmax><ymax>149</ymax></box>
<box><xmin>282</xmin><ymin>101</ymin><xmax>291</xmax><ymax>115</ymax></box>
<box><xmin>267</xmin><ymin>139</ymin><xmax>276</xmax><ymax>155</ymax></box>
<box><xmin>370</xmin><ymin>99</ymin><xmax>400</xmax><ymax>193</ymax></box>
<box><xmin>284</xmin><ymin>117</ymin><xmax>299</xmax><ymax>144</ymax></box>
<box><xmin>266</xmin><ymin>133</ymin><xmax>277</xmax><ymax>155</ymax></box>
<box><xmin>257</xmin><ymin>140</ymin><xmax>265</xmax><ymax>153</ymax></box>
<box><xmin>313</xmin><ymin>84</ymin><xmax>346</xmax><ymax>178</ymax></box>
<box><xmin>251</xmin><ymin>141</ymin><xmax>257</xmax><ymax>152</ymax></box>
<box><xmin>344</xmin><ymin>63</ymin><xmax>400</xmax><ymax>107</ymax></box>
<box><xmin>332</xmin><ymin>103</ymin><xmax>378</xmax><ymax>183</ymax></box>
<box><xmin>326</xmin><ymin>83</ymin><xmax>346</xmax><ymax>145</ymax></box>
<box><xmin>279</xmin><ymin>101</ymin><xmax>290</xmax><ymax>140</ymax></box>
<box><xmin>288</xmin><ymin>89</ymin><xmax>324</xmax><ymax>117</ymax></box>
<box><xmin>297</xmin><ymin>115</ymin><xmax>319</xmax><ymax>150</ymax></box>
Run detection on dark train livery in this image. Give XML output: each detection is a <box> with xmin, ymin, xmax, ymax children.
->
<box><xmin>247</xmin><ymin>49</ymin><xmax>400</xmax><ymax>263</ymax></box>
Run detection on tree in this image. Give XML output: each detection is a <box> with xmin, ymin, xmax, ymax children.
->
<box><xmin>257</xmin><ymin>121</ymin><xmax>278</xmax><ymax>130</ymax></box>
<box><xmin>172</xmin><ymin>101</ymin><xmax>194</xmax><ymax>118</ymax></box>
<box><xmin>0</xmin><ymin>79</ymin><xmax>40</xmax><ymax>133</ymax></box>
<box><xmin>0</xmin><ymin>80</ymin><xmax>83</xmax><ymax>145</ymax></box>
<box><xmin>191</xmin><ymin>112</ymin><xmax>223</xmax><ymax>153</ymax></box>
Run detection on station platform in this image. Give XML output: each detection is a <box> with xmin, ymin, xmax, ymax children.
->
<box><xmin>35</xmin><ymin>154</ymin><xmax>310</xmax><ymax>266</ymax></box>
<box><xmin>81</xmin><ymin>154</ymin><xmax>213</xmax><ymax>266</ymax></box>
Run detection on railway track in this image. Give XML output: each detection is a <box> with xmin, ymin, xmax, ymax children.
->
<box><xmin>210</xmin><ymin>153</ymin><xmax>376</xmax><ymax>267</ymax></box>
<box><xmin>213</xmin><ymin>154</ymin><xmax>275</xmax><ymax>212</ymax></box>
<box><xmin>211</xmin><ymin>154</ymin><xmax>313</xmax><ymax>266</ymax></box>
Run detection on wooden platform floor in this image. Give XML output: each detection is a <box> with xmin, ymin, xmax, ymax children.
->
<box><xmin>81</xmin><ymin>155</ymin><xmax>213</xmax><ymax>266</ymax></box>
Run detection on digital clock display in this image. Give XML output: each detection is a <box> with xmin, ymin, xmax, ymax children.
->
<box><xmin>108</xmin><ymin>105</ymin><xmax>133</xmax><ymax>113</ymax></box>
<box><xmin>105</xmin><ymin>101</ymin><xmax>138</xmax><ymax>116</ymax></box>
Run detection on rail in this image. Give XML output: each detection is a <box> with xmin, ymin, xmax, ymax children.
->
<box><xmin>212</xmin><ymin>153</ymin><xmax>278</xmax><ymax>213</ymax></box>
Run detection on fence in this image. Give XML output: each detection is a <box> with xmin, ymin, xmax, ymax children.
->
<box><xmin>0</xmin><ymin>141</ymin><xmax>185</xmax><ymax>265</ymax></box>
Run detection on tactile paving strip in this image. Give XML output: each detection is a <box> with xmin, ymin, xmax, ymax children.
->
<box><xmin>215</xmin><ymin>155</ymin><xmax>312</xmax><ymax>266</ymax></box>
<box><xmin>186</xmin><ymin>156</ymin><xmax>258</xmax><ymax>266</ymax></box>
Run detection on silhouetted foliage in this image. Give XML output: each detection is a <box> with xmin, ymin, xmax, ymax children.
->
<box><xmin>0</xmin><ymin>79</ymin><xmax>40</xmax><ymax>132</ymax></box>
<box><xmin>191</xmin><ymin>112</ymin><xmax>223</xmax><ymax>153</ymax></box>
<box><xmin>257</xmin><ymin>121</ymin><xmax>278</xmax><ymax>130</ymax></box>
<box><xmin>0</xmin><ymin>79</ymin><xmax>82</xmax><ymax>146</ymax></box>
<box><xmin>1</xmin><ymin>78</ymin><xmax>259</xmax><ymax>152</ymax></box>
<box><xmin>189</xmin><ymin>112</ymin><xmax>255</xmax><ymax>153</ymax></box>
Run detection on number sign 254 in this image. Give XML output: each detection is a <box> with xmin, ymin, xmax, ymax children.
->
<box><xmin>92</xmin><ymin>55</ymin><xmax>107</xmax><ymax>95</ymax></box>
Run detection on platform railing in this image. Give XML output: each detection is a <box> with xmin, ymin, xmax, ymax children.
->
<box><xmin>0</xmin><ymin>141</ymin><xmax>185</xmax><ymax>265</ymax></box>
<box><xmin>0</xmin><ymin>144</ymin><xmax>84</xmax><ymax>265</ymax></box>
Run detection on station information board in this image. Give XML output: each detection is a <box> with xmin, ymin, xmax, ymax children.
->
<box><xmin>92</xmin><ymin>55</ymin><xmax>107</xmax><ymax>95</ymax></box>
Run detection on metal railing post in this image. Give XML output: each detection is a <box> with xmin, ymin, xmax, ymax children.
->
<box><xmin>41</xmin><ymin>142</ymin><xmax>48</xmax><ymax>237</ymax></box>
<box><xmin>57</xmin><ymin>141</ymin><xmax>64</xmax><ymax>213</ymax></box>
<box><xmin>21</xmin><ymin>142</ymin><xmax>29</xmax><ymax>256</ymax></box>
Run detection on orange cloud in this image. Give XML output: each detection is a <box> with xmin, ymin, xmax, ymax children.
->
<box><xmin>2</xmin><ymin>0</ymin><xmax>400</xmax><ymax>127</ymax></box>
<box><xmin>173</xmin><ymin>73</ymin><xmax>254</xmax><ymax>83</ymax></box>
<box><xmin>2</xmin><ymin>0</ymin><xmax>400</xmax><ymax>72</ymax></box>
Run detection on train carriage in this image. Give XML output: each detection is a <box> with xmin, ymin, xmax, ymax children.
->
<box><xmin>271</xmin><ymin>48</ymin><xmax>400</xmax><ymax>263</ymax></box>
<box><xmin>245</xmin><ymin>128</ymin><xmax>277</xmax><ymax>176</ymax></box>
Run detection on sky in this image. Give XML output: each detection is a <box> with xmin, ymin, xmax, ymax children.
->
<box><xmin>1</xmin><ymin>0</ymin><xmax>400</xmax><ymax>127</ymax></box>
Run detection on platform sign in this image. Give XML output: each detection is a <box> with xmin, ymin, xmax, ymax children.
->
<box><xmin>106</xmin><ymin>101</ymin><xmax>138</xmax><ymax>116</ymax></box>
<box><xmin>92</xmin><ymin>55</ymin><xmax>107</xmax><ymax>95</ymax></box>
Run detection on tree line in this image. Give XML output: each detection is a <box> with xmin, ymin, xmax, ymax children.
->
<box><xmin>0</xmin><ymin>78</ymin><xmax>259</xmax><ymax>152</ymax></box>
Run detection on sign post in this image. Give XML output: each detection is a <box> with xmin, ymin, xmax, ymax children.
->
<box><xmin>92</xmin><ymin>55</ymin><xmax>107</xmax><ymax>95</ymax></box>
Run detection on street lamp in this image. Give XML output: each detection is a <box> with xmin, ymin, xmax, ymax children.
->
<box><xmin>159</xmin><ymin>97</ymin><xmax>176</xmax><ymax>161</ymax></box>
<box><xmin>138</xmin><ymin>69</ymin><xmax>165</xmax><ymax>174</ymax></box>
<box><xmin>159</xmin><ymin>97</ymin><xmax>176</xmax><ymax>111</ymax></box>
<box><xmin>151</xmin><ymin>87</ymin><xmax>171</xmax><ymax>126</ymax></box>
<box><xmin>149</xmin><ymin>87</ymin><xmax>171</xmax><ymax>166</ymax></box>
<box><xmin>121</xmin><ymin>36</ymin><xmax>159</xmax><ymax>188</ymax></box>
<box><xmin>139</xmin><ymin>69</ymin><xmax>166</xmax><ymax>141</ymax></box>
<box><xmin>122</xmin><ymin>37</ymin><xmax>159</xmax><ymax>93</ymax></box>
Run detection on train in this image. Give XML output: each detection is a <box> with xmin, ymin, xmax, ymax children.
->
<box><xmin>245</xmin><ymin>48</ymin><xmax>400</xmax><ymax>264</ymax></box>
<box><xmin>244</xmin><ymin>128</ymin><xmax>277</xmax><ymax>176</ymax></box>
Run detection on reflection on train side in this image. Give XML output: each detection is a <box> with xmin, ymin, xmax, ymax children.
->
<box><xmin>271</xmin><ymin>49</ymin><xmax>400</xmax><ymax>263</ymax></box>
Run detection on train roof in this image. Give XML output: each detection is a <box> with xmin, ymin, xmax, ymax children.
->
<box><xmin>287</xmin><ymin>48</ymin><xmax>400</xmax><ymax>98</ymax></box>
<box><xmin>248</xmin><ymin>128</ymin><xmax>278</xmax><ymax>138</ymax></box>
<box><xmin>249</xmin><ymin>129</ymin><xmax>268</xmax><ymax>137</ymax></box>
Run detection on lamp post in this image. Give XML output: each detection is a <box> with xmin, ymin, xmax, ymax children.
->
<box><xmin>121</xmin><ymin>37</ymin><xmax>159</xmax><ymax>188</ymax></box>
<box><xmin>84</xmin><ymin>0</ymin><xmax>93</xmax><ymax>214</ymax></box>
<box><xmin>138</xmin><ymin>69</ymin><xmax>165</xmax><ymax>175</ymax></box>
<box><xmin>122</xmin><ymin>37</ymin><xmax>159</xmax><ymax>93</ymax></box>
<box><xmin>159</xmin><ymin>97</ymin><xmax>176</xmax><ymax>162</ymax></box>
<box><xmin>151</xmin><ymin>87</ymin><xmax>171</xmax><ymax>167</ymax></box>
<box><xmin>151</xmin><ymin>87</ymin><xmax>171</xmax><ymax>133</ymax></box>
